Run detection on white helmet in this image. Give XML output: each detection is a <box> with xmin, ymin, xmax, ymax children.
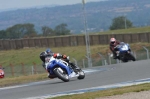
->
<box><xmin>110</xmin><ymin>38</ymin><xmax>116</xmax><ymax>45</ymax></box>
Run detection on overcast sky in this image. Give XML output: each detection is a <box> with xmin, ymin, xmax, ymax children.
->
<box><xmin>0</xmin><ymin>0</ymin><xmax>105</xmax><ymax>10</ymax></box>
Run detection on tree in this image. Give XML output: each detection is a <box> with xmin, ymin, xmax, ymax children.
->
<box><xmin>0</xmin><ymin>30</ymin><xmax>7</xmax><ymax>39</ymax></box>
<box><xmin>54</xmin><ymin>23</ymin><xmax>71</xmax><ymax>35</ymax></box>
<box><xmin>6</xmin><ymin>24</ymin><xmax>22</xmax><ymax>39</ymax></box>
<box><xmin>109</xmin><ymin>16</ymin><xmax>133</xmax><ymax>30</ymax></box>
<box><xmin>42</xmin><ymin>26</ymin><xmax>54</xmax><ymax>36</ymax></box>
<box><xmin>22</xmin><ymin>23</ymin><xmax>37</xmax><ymax>38</ymax></box>
<box><xmin>6</xmin><ymin>23</ymin><xmax>37</xmax><ymax>39</ymax></box>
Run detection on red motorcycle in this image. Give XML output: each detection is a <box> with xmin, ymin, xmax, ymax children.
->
<box><xmin>0</xmin><ymin>68</ymin><xmax>4</xmax><ymax>78</ymax></box>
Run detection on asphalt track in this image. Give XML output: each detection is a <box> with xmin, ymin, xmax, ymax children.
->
<box><xmin>0</xmin><ymin>59</ymin><xmax>150</xmax><ymax>99</ymax></box>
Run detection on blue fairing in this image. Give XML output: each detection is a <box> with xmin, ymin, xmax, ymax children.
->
<box><xmin>47</xmin><ymin>60</ymin><xmax>73</xmax><ymax>75</ymax></box>
<box><xmin>118</xmin><ymin>43</ymin><xmax>130</xmax><ymax>53</ymax></box>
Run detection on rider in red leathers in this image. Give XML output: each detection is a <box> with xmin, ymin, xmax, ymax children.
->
<box><xmin>109</xmin><ymin>38</ymin><xmax>120</xmax><ymax>59</ymax></box>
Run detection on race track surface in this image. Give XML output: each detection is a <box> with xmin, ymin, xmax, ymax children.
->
<box><xmin>0</xmin><ymin>60</ymin><xmax>150</xmax><ymax>99</ymax></box>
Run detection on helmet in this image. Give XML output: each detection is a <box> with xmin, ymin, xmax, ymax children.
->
<box><xmin>46</xmin><ymin>48</ymin><xmax>51</xmax><ymax>53</ymax></box>
<box><xmin>110</xmin><ymin>38</ymin><xmax>116</xmax><ymax>45</ymax></box>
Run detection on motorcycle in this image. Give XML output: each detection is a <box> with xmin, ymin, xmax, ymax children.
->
<box><xmin>115</xmin><ymin>42</ymin><xmax>136</xmax><ymax>62</ymax></box>
<box><xmin>0</xmin><ymin>68</ymin><xmax>4</xmax><ymax>78</ymax></box>
<box><xmin>45</xmin><ymin>56</ymin><xmax>85</xmax><ymax>82</ymax></box>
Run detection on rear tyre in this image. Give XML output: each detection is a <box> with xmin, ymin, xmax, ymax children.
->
<box><xmin>53</xmin><ymin>68</ymin><xmax>69</xmax><ymax>82</ymax></box>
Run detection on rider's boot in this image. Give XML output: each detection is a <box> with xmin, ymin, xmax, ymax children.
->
<box><xmin>42</xmin><ymin>63</ymin><xmax>46</xmax><ymax>69</ymax></box>
<box><xmin>113</xmin><ymin>56</ymin><xmax>117</xmax><ymax>59</ymax></box>
<box><xmin>48</xmin><ymin>73</ymin><xmax>56</xmax><ymax>79</ymax></box>
<box><xmin>69</xmin><ymin>62</ymin><xmax>80</xmax><ymax>74</ymax></box>
<box><xmin>113</xmin><ymin>53</ymin><xmax>117</xmax><ymax>59</ymax></box>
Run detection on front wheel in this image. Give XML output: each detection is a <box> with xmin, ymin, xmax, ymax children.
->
<box><xmin>53</xmin><ymin>67</ymin><xmax>70</xmax><ymax>82</ymax></box>
<box><xmin>77</xmin><ymin>69</ymin><xmax>85</xmax><ymax>80</ymax></box>
<box><xmin>119</xmin><ymin>54</ymin><xmax>128</xmax><ymax>62</ymax></box>
<box><xmin>128</xmin><ymin>53</ymin><xmax>136</xmax><ymax>61</ymax></box>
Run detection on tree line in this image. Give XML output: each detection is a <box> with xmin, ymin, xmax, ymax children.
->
<box><xmin>0</xmin><ymin>16</ymin><xmax>133</xmax><ymax>39</ymax></box>
<box><xmin>0</xmin><ymin>23</ymin><xmax>71</xmax><ymax>39</ymax></box>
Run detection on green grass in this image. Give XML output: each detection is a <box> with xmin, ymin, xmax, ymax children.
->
<box><xmin>0</xmin><ymin>73</ymin><xmax>48</xmax><ymax>87</ymax></box>
<box><xmin>0</xmin><ymin>42</ymin><xmax>149</xmax><ymax>67</ymax></box>
<box><xmin>93</xmin><ymin>26</ymin><xmax>150</xmax><ymax>35</ymax></box>
<box><xmin>55</xmin><ymin>26</ymin><xmax>150</xmax><ymax>36</ymax></box>
<box><xmin>49</xmin><ymin>83</ymin><xmax>150</xmax><ymax>99</ymax></box>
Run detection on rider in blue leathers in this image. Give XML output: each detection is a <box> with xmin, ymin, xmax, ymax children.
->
<box><xmin>39</xmin><ymin>48</ymin><xmax>79</xmax><ymax>78</ymax></box>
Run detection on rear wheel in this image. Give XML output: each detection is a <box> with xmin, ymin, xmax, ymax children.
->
<box><xmin>53</xmin><ymin>67</ymin><xmax>69</xmax><ymax>82</ymax></box>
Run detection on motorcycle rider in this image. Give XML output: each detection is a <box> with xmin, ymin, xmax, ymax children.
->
<box><xmin>53</xmin><ymin>53</ymin><xmax>80</xmax><ymax>73</ymax></box>
<box><xmin>39</xmin><ymin>48</ymin><xmax>54</xmax><ymax>69</ymax></box>
<box><xmin>109</xmin><ymin>38</ymin><xmax>131</xmax><ymax>59</ymax></box>
<box><xmin>109</xmin><ymin>37</ymin><xmax>120</xmax><ymax>59</ymax></box>
<box><xmin>39</xmin><ymin>48</ymin><xmax>79</xmax><ymax>78</ymax></box>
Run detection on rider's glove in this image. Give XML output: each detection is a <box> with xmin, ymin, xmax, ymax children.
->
<box><xmin>67</xmin><ymin>56</ymin><xmax>69</xmax><ymax>60</ymax></box>
<box><xmin>62</xmin><ymin>55</ymin><xmax>67</xmax><ymax>59</ymax></box>
<box><xmin>114</xmin><ymin>45</ymin><xmax>119</xmax><ymax>51</ymax></box>
<box><xmin>62</xmin><ymin>55</ymin><xmax>70</xmax><ymax>62</ymax></box>
<box><xmin>53</xmin><ymin>53</ymin><xmax>62</xmax><ymax>59</ymax></box>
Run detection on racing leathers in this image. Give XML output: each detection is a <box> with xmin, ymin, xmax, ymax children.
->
<box><xmin>40</xmin><ymin>52</ymin><xmax>79</xmax><ymax>78</ymax></box>
<box><xmin>39</xmin><ymin>51</ymin><xmax>53</xmax><ymax>69</ymax></box>
<box><xmin>109</xmin><ymin>40</ymin><xmax>120</xmax><ymax>59</ymax></box>
<box><xmin>53</xmin><ymin>53</ymin><xmax>79</xmax><ymax>72</ymax></box>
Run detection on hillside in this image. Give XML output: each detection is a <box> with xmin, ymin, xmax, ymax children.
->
<box><xmin>0</xmin><ymin>0</ymin><xmax>150</xmax><ymax>33</ymax></box>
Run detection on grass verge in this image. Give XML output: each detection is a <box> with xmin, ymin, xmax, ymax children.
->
<box><xmin>49</xmin><ymin>83</ymin><xmax>150</xmax><ymax>99</ymax></box>
<box><xmin>0</xmin><ymin>73</ymin><xmax>48</xmax><ymax>87</ymax></box>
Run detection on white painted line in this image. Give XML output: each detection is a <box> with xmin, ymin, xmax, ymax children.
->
<box><xmin>0</xmin><ymin>69</ymin><xmax>97</xmax><ymax>91</ymax></box>
<box><xmin>23</xmin><ymin>78</ymin><xmax>150</xmax><ymax>99</ymax></box>
<box><xmin>0</xmin><ymin>80</ymin><xmax>50</xmax><ymax>91</ymax></box>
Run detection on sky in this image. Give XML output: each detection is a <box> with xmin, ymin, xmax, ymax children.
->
<box><xmin>0</xmin><ymin>0</ymin><xmax>105</xmax><ymax>11</ymax></box>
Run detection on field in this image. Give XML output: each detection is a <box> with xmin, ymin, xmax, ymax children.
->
<box><xmin>0</xmin><ymin>43</ymin><xmax>150</xmax><ymax>67</ymax></box>
<box><xmin>94</xmin><ymin>26</ymin><xmax>150</xmax><ymax>34</ymax></box>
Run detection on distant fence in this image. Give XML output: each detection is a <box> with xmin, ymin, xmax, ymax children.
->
<box><xmin>0</xmin><ymin>32</ymin><xmax>150</xmax><ymax>50</ymax></box>
<box><xmin>2</xmin><ymin>48</ymin><xmax>150</xmax><ymax>77</ymax></box>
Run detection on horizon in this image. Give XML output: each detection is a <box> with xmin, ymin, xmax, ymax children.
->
<box><xmin>0</xmin><ymin>0</ymin><xmax>107</xmax><ymax>12</ymax></box>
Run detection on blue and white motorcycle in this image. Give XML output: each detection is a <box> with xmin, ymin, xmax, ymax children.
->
<box><xmin>114</xmin><ymin>42</ymin><xmax>136</xmax><ymax>62</ymax></box>
<box><xmin>45</xmin><ymin>56</ymin><xmax>85</xmax><ymax>82</ymax></box>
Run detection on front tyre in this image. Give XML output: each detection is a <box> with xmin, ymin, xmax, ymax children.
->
<box><xmin>128</xmin><ymin>53</ymin><xmax>136</xmax><ymax>61</ymax></box>
<box><xmin>77</xmin><ymin>70</ymin><xmax>85</xmax><ymax>80</ymax></box>
<box><xmin>53</xmin><ymin>68</ymin><xmax>69</xmax><ymax>82</ymax></box>
<box><xmin>119</xmin><ymin>54</ymin><xmax>128</xmax><ymax>62</ymax></box>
